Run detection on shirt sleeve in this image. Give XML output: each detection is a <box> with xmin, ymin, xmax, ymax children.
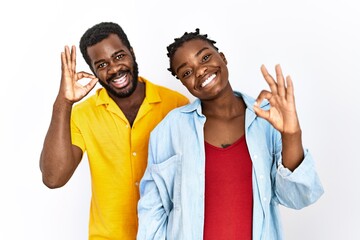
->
<box><xmin>70</xmin><ymin>114</ymin><xmax>86</xmax><ymax>153</ymax></box>
<box><xmin>274</xmin><ymin>148</ymin><xmax>324</xmax><ymax>209</ymax></box>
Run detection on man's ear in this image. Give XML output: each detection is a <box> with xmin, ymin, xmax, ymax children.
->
<box><xmin>130</xmin><ymin>47</ymin><xmax>136</xmax><ymax>59</ymax></box>
<box><xmin>219</xmin><ymin>52</ymin><xmax>227</xmax><ymax>65</ymax></box>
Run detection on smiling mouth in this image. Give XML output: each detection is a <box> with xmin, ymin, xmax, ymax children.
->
<box><xmin>110</xmin><ymin>73</ymin><xmax>128</xmax><ymax>88</ymax></box>
<box><xmin>201</xmin><ymin>73</ymin><xmax>216</xmax><ymax>88</ymax></box>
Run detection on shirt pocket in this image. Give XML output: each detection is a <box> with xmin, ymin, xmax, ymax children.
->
<box><xmin>150</xmin><ymin>154</ymin><xmax>182</xmax><ymax>215</ymax></box>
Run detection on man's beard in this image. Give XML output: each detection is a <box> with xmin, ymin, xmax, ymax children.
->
<box><xmin>99</xmin><ymin>61</ymin><xmax>139</xmax><ymax>98</ymax></box>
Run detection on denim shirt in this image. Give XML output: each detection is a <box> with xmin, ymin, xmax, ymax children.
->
<box><xmin>137</xmin><ymin>92</ymin><xmax>324</xmax><ymax>240</ymax></box>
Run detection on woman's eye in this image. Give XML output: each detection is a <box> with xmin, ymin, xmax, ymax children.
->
<box><xmin>202</xmin><ymin>54</ymin><xmax>210</xmax><ymax>62</ymax></box>
<box><xmin>182</xmin><ymin>70</ymin><xmax>192</xmax><ymax>78</ymax></box>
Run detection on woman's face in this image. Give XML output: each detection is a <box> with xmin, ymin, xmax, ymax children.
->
<box><xmin>171</xmin><ymin>39</ymin><xmax>229</xmax><ymax>100</ymax></box>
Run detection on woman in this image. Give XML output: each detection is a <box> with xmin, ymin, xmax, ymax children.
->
<box><xmin>137</xmin><ymin>28</ymin><xmax>323</xmax><ymax>240</ymax></box>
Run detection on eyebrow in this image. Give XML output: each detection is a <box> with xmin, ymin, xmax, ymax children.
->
<box><xmin>175</xmin><ymin>47</ymin><xmax>209</xmax><ymax>74</ymax></box>
<box><xmin>93</xmin><ymin>50</ymin><xmax>125</xmax><ymax>66</ymax></box>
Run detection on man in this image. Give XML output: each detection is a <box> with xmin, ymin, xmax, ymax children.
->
<box><xmin>40</xmin><ymin>22</ymin><xmax>189</xmax><ymax>240</ymax></box>
<box><xmin>137</xmin><ymin>28</ymin><xmax>323</xmax><ymax>239</ymax></box>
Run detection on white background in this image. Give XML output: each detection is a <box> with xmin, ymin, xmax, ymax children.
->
<box><xmin>1</xmin><ymin>0</ymin><xmax>359</xmax><ymax>239</ymax></box>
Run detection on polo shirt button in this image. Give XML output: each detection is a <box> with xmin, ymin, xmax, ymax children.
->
<box><xmin>132</xmin><ymin>152</ymin><xmax>137</xmax><ymax>156</ymax></box>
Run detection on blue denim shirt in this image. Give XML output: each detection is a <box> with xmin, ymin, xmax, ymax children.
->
<box><xmin>137</xmin><ymin>92</ymin><xmax>324</xmax><ymax>240</ymax></box>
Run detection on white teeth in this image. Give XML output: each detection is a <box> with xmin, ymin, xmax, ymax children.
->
<box><xmin>112</xmin><ymin>78</ymin><xmax>124</xmax><ymax>83</ymax></box>
<box><xmin>112</xmin><ymin>74</ymin><xmax>127</xmax><ymax>83</ymax></box>
<box><xmin>201</xmin><ymin>74</ymin><xmax>216</xmax><ymax>87</ymax></box>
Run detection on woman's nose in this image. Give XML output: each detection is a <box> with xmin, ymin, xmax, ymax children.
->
<box><xmin>196</xmin><ymin>66</ymin><xmax>207</xmax><ymax>78</ymax></box>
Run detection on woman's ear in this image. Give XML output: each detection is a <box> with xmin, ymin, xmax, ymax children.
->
<box><xmin>219</xmin><ymin>52</ymin><xmax>227</xmax><ymax>65</ymax></box>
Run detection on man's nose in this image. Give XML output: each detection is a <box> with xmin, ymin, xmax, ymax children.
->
<box><xmin>108</xmin><ymin>61</ymin><xmax>121</xmax><ymax>74</ymax></box>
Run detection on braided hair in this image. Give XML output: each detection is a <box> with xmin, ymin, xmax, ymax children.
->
<box><xmin>166</xmin><ymin>28</ymin><xmax>218</xmax><ymax>78</ymax></box>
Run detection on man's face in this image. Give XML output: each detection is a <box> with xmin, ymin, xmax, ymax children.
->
<box><xmin>172</xmin><ymin>39</ymin><xmax>229</xmax><ymax>101</ymax></box>
<box><xmin>87</xmin><ymin>33</ymin><xmax>138</xmax><ymax>98</ymax></box>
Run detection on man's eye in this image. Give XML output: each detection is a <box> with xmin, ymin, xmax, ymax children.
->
<box><xmin>116</xmin><ymin>54</ymin><xmax>125</xmax><ymax>60</ymax></box>
<box><xmin>98</xmin><ymin>63</ymin><xmax>107</xmax><ymax>69</ymax></box>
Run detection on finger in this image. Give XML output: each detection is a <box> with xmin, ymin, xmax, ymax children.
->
<box><xmin>71</xmin><ymin>45</ymin><xmax>76</xmax><ymax>74</ymax></box>
<box><xmin>286</xmin><ymin>75</ymin><xmax>295</xmax><ymax>101</ymax></box>
<box><xmin>61</xmin><ymin>51</ymin><xmax>66</xmax><ymax>71</ymax></box>
<box><xmin>255</xmin><ymin>89</ymin><xmax>272</xmax><ymax>105</ymax></box>
<box><xmin>275</xmin><ymin>64</ymin><xmax>286</xmax><ymax>97</ymax></box>
<box><xmin>64</xmin><ymin>45</ymin><xmax>71</xmax><ymax>67</ymax></box>
<box><xmin>83</xmin><ymin>77</ymin><xmax>99</xmax><ymax>94</ymax></box>
<box><xmin>261</xmin><ymin>64</ymin><xmax>278</xmax><ymax>95</ymax></box>
<box><xmin>253</xmin><ymin>103</ymin><xmax>270</xmax><ymax>120</ymax></box>
<box><xmin>76</xmin><ymin>71</ymin><xmax>97</xmax><ymax>80</ymax></box>
<box><xmin>61</xmin><ymin>48</ymin><xmax>71</xmax><ymax>85</ymax></box>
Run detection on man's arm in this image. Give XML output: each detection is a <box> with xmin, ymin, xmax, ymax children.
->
<box><xmin>40</xmin><ymin>45</ymin><xmax>98</xmax><ymax>188</ymax></box>
<box><xmin>40</xmin><ymin>98</ymin><xmax>83</xmax><ymax>188</ymax></box>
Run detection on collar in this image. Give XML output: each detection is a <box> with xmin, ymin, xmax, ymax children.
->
<box><xmin>179</xmin><ymin>91</ymin><xmax>269</xmax><ymax>116</ymax></box>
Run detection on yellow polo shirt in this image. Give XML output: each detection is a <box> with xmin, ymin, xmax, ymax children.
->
<box><xmin>70</xmin><ymin>77</ymin><xmax>189</xmax><ymax>240</ymax></box>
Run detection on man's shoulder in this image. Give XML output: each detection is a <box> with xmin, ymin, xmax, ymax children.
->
<box><xmin>144</xmin><ymin>77</ymin><xmax>179</xmax><ymax>93</ymax></box>
<box><xmin>155</xmin><ymin>84</ymin><xmax>187</xmax><ymax>99</ymax></box>
<box><xmin>142</xmin><ymin>76</ymin><xmax>189</xmax><ymax>102</ymax></box>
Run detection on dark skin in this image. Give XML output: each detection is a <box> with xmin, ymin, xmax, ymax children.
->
<box><xmin>87</xmin><ymin>34</ymin><xmax>145</xmax><ymax>125</ymax></box>
<box><xmin>172</xmin><ymin>39</ymin><xmax>303</xmax><ymax>171</ymax></box>
<box><xmin>173</xmin><ymin>40</ymin><xmax>246</xmax><ymax>149</ymax></box>
<box><xmin>40</xmin><ymin>34</ymin><xmax>144</xmax><ymax>188</ymax></box>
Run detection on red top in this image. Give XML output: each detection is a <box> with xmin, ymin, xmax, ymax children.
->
<box><xmin>203</xmin><ymin>136</ymin><xmax>253</xmax><ymax>240</ymax></box>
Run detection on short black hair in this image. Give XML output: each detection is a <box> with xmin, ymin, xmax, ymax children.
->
<box><xmin>79</xmin><ymin>22</ymin><xmax>132</xmax><ymax>71</ymax></box>
<box><xmin>166</xmin><ymin>28</ymin><xmax>218</xmax><ymax>78</ymax></box>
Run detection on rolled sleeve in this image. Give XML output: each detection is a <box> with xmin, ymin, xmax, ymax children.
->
<box><xmin>275</xmin><ymin>149</ymin><xmax>324</xmax><ymax>209</ymax></box>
